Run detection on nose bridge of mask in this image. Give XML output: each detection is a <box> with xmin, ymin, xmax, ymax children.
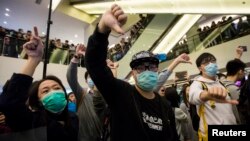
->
<box><xmin>41</xmin><ymin>90</ymin><xmax>66</xmax><ymax>102</ymax></box>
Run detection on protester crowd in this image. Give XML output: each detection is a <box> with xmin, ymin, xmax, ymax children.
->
<box><xmin>0</xmin><ymin>4</ymin><xmax>249</xmax><ymax>141</ymax></box>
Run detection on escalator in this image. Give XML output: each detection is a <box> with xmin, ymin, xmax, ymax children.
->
<box><xmin>195</xmin><ymin>22</ymin><xmax>236</xmax><ymax>51</ymax></box>
<box><xmin>117</xmin><ymin>14</ymin><xmax>178</xmax><ymax>79</ymax></box>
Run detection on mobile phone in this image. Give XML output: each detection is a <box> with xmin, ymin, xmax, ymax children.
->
<box><xmin>239</xmin><ymin>46</ymin><xmax>247</xmax><ymax>52</ymax></box>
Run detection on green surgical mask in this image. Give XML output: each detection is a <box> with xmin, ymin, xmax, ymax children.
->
<box><xmin>136</xmin><ymin>71</ymin><xmax>158</xmax><ymax>92</ymax></box>
<box><xmin>41</xmin><ymin>90</ymin><xmax>67</xmax><ymax>114</ymax></box>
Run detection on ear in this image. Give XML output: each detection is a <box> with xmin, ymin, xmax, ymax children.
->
<box><xmin>198</xmin><ymin>66</ymin><xmax>203</xmax><ymax>72</ymax></box>
<box><xmin>237</xmin><ymin>69</ymin><xmax>244</xmax><ymax>76</ymax></box>
<box><xmin>131</xmin><ymin>70</ymin><xmax>138</xmax><ymax>83</ymax></box>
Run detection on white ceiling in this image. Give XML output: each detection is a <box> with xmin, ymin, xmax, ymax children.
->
<box><xmin>73</xmin><ymin>0</ymin><xmax>250</xmax><ymax>15</ymax></box>
<box><xmin>0</xmin><ymin>0</ymin><xmax>88</xmax><ymax>44</ymax></box>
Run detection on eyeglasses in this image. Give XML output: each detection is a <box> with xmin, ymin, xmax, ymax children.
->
<box><xmin>201</xmin><ymin>57</ymin><xmax>216</xmax><ymax>65</ymax></box>
<box><xmin>134</xmin><ymin>62</ymin><xmax>158</xmax><ymax>73</ymax></box>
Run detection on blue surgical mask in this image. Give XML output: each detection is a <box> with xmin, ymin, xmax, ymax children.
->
<box><xmin>87</xmin><ymin>78</ymin><xmax>94</xmax><ymax>88</ymax></box>
<box><xmin>41</xmin><ymin>90</ymin><xmax>67</xmax><ymax>114</ymax></box>
<box><xmin>136</xmin><ymin>71</ymin><xmax>158</xmax><ymax>92</ymax></box>
<box><xmin>205</xmin><ymin>62</ymin><xmax>218</xmax><ymax>77</ymax></box>
<box><xmin>68</xmin><ymin>102</ymin><xmax>77</xmax><ymax>113</ymax></box>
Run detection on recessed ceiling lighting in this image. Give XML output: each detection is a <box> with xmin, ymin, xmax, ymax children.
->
<box><xmin>3</xmin><ymin>21</ymin><xmax>7</xmax><ymax>24</ymax></box>
<box><xmin>74</xmin><ymin>34</ymin><xmax>78</xmax><ymax>38</ymax></box>
<box><xmin>5</xmin><ymin>13</ymin><xmax>10</xmax><ymax>17</ymax></box>
<box><xmin>5</xmin><ymin>8</ymin><xmax>10</xmax><ymax>12</ymax></box>
<box><xmin>42</xmin><ymin>32</ymin><xmax>45</xmax><ymax>35</ymax></box>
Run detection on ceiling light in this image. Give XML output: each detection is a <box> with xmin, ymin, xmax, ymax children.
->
<box><xmin>5</xmin><ymin>8</ymin><xmax>10</xmax><ymax>12</ymax></box>
<box><xmin>5</xmin><ymin>13</ymin><xmax>9</xmax><ymax>17</ymax></box>
<box><xmin>74</xmin><ymin>34</ymin><xmax>78</xmax><ymax>38</ymax></box>
<box><xmin>73</xmin><ymin>0</ymin><xmax>250</xmax><ymax>14</ymax></box>
<box><xmin>70</xmin><ymin>40</ymin><xmax>73</xmax><ymax>42</ymax></box>
<box><xmin>42</xmin><ymin>32</ymin><xmax>45</xmax><ymax>35</ymax></box>
<box><xmin>153</xmin><ymin>14</ymin><xmax>202</xmax><ymax>54</ymax></box>
<box><xmin>3</xmin><ymin>21</ymin><xmax>7</xmax><ymax>24</ymax></box>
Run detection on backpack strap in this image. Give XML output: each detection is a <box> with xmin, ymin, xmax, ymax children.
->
<box><xmin>199</xmin><ymin>81</ymin><xmax>216</xmax><ymax>109</ymax></box>
<box><xmin>195</xmin><ymin>81</ymin><xmax>214</xmax><ymax>141</ymax></box>
<box><xmin>196</xmin><ymin>80</ymin><xmax>233</xmax><ymax>141</ymax></box>
<box><xmin>218</xmin><ymin>81</ymin><xmax>232</xmax><ymax>97</ymax></box>
<box><xmin>198</xmin><ymin>104</ymin><xmax>208</xmax><ymax>141</ymax></box>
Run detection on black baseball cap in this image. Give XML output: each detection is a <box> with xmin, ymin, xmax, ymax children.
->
<box><xmin>130</xmin><ymin>50</ymin><xmax>159</xmax><ymax>69</ymax></box>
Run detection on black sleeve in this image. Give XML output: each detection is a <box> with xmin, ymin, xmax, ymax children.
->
<box><xmin>85</xmin><ymin>25</ymin><xmax>130</xmax><ymax>107</ymax></box>
<box><xmin>0</xmin><ymin>73</ymin><xmax>33</xmax><ymax>131</ymax></box>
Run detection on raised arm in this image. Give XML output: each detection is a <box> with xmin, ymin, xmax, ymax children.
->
<box><xmin>155</xmin><ymin>53</ymin><xmax>191</xmax><ymax>91</ymax></box>
<box><xmin>0</xmin><ymin>27</ymin><xmax>44</xmax><ymax>131</ymax></box>
<box><xmin>67</xmin><ymin>44</ymin><xmax>86</xmax><ymax>105</ymax></box>
<box><xmin>85</xmin><ymin>4</ymin><xmax>128</xmax><ymax>105</ymax></box>
<box><xmin>21</xmin><ymin>26</ymin><xmax>44</xmax><ymax>76</ymax></box>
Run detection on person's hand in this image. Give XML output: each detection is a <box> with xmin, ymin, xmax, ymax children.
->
<box><xmin>22</xmin><ymin>27</ymin><xmax>44</xmax><ymax>61</ymax></box>
<box><xmin>98</xmin><ymin>4</ymin><xmax>127</xmax><ymax>34</ymax></box>
<box><xmin>0</xmin><ymin>112</ymin><xmax>5</xmax><ymax>124</ymax></box>
<box><xmin>201</xmin><ymin>86</ymin><xmax>238</xmax><ymax>105</ymax></box>
<box><xmin>235</xmin><ymin>46</ymin><xmax>243</xmax><ymax>59</ymax></box>
<box><xmin>106</xmin><ymin>59</ymin><xmax>119</xmax><ymax>69</ymax></box>
<box><xmin>75</xmin><ymin>44</ymin><xmax>86</xmax><ymax>57</ymax></box>
<box><xmin>175</xmin><ymin>53</ymin><xmax>192</xmax><ymax>64</ymax></box>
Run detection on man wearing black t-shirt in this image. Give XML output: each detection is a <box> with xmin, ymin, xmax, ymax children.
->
<box><xmin>85</xmin><ymin>4</ymin><xmax>179</xmax><ymax>141</ymax></box>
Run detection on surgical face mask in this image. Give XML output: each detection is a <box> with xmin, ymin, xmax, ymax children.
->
<box><xmin>136</xmin><ymin>70</ymin><xmax>158</xmax><ymax>92</ymax></box>
<box><xmin>205</xmin><ymin>62</ymin><xmax>218</xmax><ymax>77</ymax></box>
<box><xmin>41</xmin><ymin>90</ymin><xmax>67</xmax><ymax>114</ymax></box>
<box><xmin>87</xmin><ymin>78</ymin><xmax>94</xmax><ymax>88</ymax></box>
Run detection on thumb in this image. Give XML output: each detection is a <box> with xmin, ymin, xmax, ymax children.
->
<box><xmin>224</xmin><ymin>99</ymin><xmax>239</xmax><ymax>105</ymax></box>
<box><xmin>185</xmin><ymin>60</ymin><xmax>192</xmax><ymax>64</ymax></box>
<box><xmin>112</xmin><ymin>24</ymin><xmax>124</xmax><ymax>34</ymax></box>
<box><xmin>216</xmin><ymin>99</ymin><xmax>239</xmax><ymax>105</ymax></box>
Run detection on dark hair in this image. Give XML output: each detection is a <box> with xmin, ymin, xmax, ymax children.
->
<box><xmin>67</xmin><ymin>92</ymin><xmax>74</xmax><ymax>99</ymax></box>
<box><xmin>28</xmin><ymin>75</ymin><xmax>71</xmax><ymax>127</ymax></box>
<box><xmin>226</xmin><ymin>59</ymin><xmax>246</xmax><ymax>76</ymax></box>
<box><xmin>28</xmin><ymin>75</ymin><xmax>67</xmax><ymax>111</ymax></box>
<box><xmin>84</xmin><ymin>71</ymin><xmax>89</xmax><ymax>81</ymax></box>
<box><xmin>180</xmin><ymin>84</ymin><xmax>190</xmax><ymax>108</ymax></box>
<box><xmin>196</xmin><ymin>52</ymin><xmax>216</xmax><ymax>67</ymax></box>
<box><xmin>196</xmin><ymin>52</ymin><xmax>216</xmax><ymax>75</ymax></box>
<box><xmin>164</xmin><ymin>87</ymin><xmax>180</xmax><ymax>108</ymax></box>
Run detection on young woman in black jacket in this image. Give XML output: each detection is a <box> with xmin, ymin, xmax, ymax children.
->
<box><xmin>0</xmin><ymin>27</ymin><xmax>78</xmax><ymax>141</ymax></box>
